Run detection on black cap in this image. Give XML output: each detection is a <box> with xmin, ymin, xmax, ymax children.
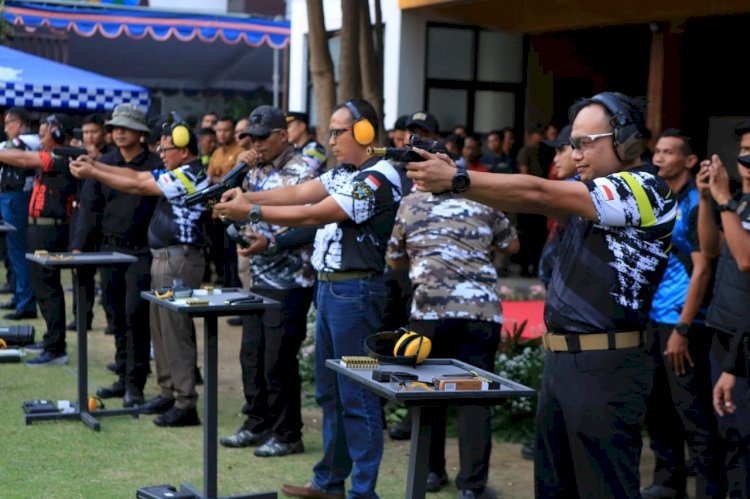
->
<box><xmin>542</xmin><ymin>124</ymin><xmax>572</xmax><ymax>148</ymax></box>
<box><xmin>406</xmin><ymin>111</ymin><xmax>439</xmax><ymax>134</ymax></box>
<box><xmin>286</xmin><ymin>111</ymin><xmax>309</xmax><ymax>125</ymax></box>
<box><xmin>735</xmin><ymin>119</ymin><xmax>750</xmax><ymax>138</ymax></box>
<box><xmin>241</xmin><ymin>105</ymin><xmax>288</xmax><ymax>138</ymax></box>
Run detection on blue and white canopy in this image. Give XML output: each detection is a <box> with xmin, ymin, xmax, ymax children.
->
<box><xmin>0</xmin><ymin>45</ymin><xmax>150</xmax><ymax>112</ymax></box>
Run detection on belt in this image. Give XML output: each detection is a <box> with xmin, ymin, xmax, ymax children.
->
<box><xmin>28</xmin><ymin>217</ymin><xmax>64</xmax><ymax>226</ymax></box>
<box><xmin>317</xmin><ymin>270</ymin><xmax>378</xmax><ymax>282</ymax></box>
<box><xmin>542</xmin><ymin>330</ymin><xmax>645</xmax><ymax>352</ymax></box>
<box><xmin>150</xmin><ymin>245</ymin><xmax>200</xmax><ymax>259</ymax></box>
<box><xmin>104</xmin><ymin>235</ymin><xmax>146</xmax><ymax>252</ymax></box>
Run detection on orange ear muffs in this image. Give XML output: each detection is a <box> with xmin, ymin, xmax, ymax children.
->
<box><xmin>0</xmin><ymin>338</ymin><xmax>7</xmax><ymax>349</ymax></box>
<box><xmin>88</xmin><ymin>396</ymin><xmax>105</xmax><ymax>412</ymax></box>
<box><xmin>393</xmin><ymin>332</ymin><xmax>432</xmax><ymax>365</ymax></box>
<box><xmin>345</xmin><ymin>101</ymin><xmax>375</xmax><ymax>146</ymax></box>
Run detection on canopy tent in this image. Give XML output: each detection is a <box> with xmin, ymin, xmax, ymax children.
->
<box><xmin>2</xmin><ymin>1</ymin><xmax>290</xmax><ymax>48</ymax></box>
<box><xmin>2</xmin><ymin>1</ymin><xmax>291</xmax><ymax>95</ymax></box>
<box><xmin>0</xmin><ymin>45</ymin><xmax>150</xmax><ymax>112</ymax></box>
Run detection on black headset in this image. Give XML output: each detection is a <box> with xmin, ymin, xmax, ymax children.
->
<box><xmin>364</xmin><ymin>327</ymin><xmax>432</xmax><ymax>366</ymax></box>
<box><xmin>163</xmin><ymin>111</ymin><xmax>191</xmax><ymax>148</ymax></box>
<box><xmin>344</xmin><ymin>100</ymin><xmax>376</xmax><ymax>146</ymax></box>
<box><xmin>46</xmin><ymin>115</ymin><xmax>64</xmax><ymax>143</ymax></box>
<box><xmin>590</xmin><ymin>92</ymin><xmax>643</xmax><ymax>162</ymax></box>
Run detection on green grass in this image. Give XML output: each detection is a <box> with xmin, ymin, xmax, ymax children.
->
<box><xmin>0</xmin><ymin>271</ymin><xmax>534</xmax><ymax>498</ymax></box>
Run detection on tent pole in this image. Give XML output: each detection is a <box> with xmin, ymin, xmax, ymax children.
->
<box><xmin>273</xmin><ymin>47</ymin><xmax>280</xmax><ymax>108</ymax></box>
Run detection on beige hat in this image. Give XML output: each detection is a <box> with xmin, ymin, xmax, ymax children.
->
<box><xmin>104</xmin><ymin>103</ymin><xmax>150</xmax><ymax>133</ymax></box>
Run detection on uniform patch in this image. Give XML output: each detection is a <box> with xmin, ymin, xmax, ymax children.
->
<box><xmin>364</xmin><ymin>174</ymin><xmax>381</xmax><ymax>191</ymax></box>
<box><xmin>351</xmin><ymin>181</ymin><xmax>374</xmax><ymax>200</ymax></box>
<box><xmin>601</xmin><ymin>185</ymin><xmax>614</xmax><ymax>201</ymax></box>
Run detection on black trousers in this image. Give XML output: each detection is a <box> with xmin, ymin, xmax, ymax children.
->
<box><xmin>409</xmin><ymin>318</ymin><xmax>501</xmax><ymax>491</ymax></box>
<box><xmin>240</xmin><ymin>286</ymin><xmax>314</xmax><ymax>443</ymax></box>
<box><xmin>644</xmin><ymin>323</ymin><xmax>726</xmax><ymax>498</ymax></box>
<box><xmin>710</xmin><ymin>329</ymin><xmax>750</xmax><ymax>499</ymax></box>
<box><xmin>379</xmin><ymin>267</ymin><xmax>412</xmax><ymax>332</ymax></box>
<box><xmin>534</xmin><ymin>346</ymin><xmax>653</xmax><ymax>499</ymax></box>
<box><xmin>27</xmin><ymin>224</ymin><xmax>69</xmax><ymax>354</ymax></box>
<box><xmin>100</xmin><ymin>245</ymin><xmax>151</xmax><ymax>390</ymax></box>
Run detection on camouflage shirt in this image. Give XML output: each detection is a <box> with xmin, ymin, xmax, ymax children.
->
<box><xmin>243</xmin><ymin>146</ymin><xmax>316</xmax><ymax>289</ymax></box>
<box><xmin>388</xmin><ymin>191</ymin><xmax>517</xmax><ymax>323</ymax></box>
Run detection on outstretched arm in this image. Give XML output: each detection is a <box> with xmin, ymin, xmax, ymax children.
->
<box><xmin>70</xmin><ymin>156</ymin><xmax>162</xmax><ymax>197</ymax></box>
<box><xmin>0</xmin><ymin>149</ymin><xmax>44</xmax><ymax>169</ymax></box>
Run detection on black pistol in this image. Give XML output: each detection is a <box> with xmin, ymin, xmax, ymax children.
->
<box><xmin>184</xmin><ymin>161</ymin><xmax>250</xmax><ymax>207</ymax></box>
<box><xmin>53</xmin><ymin>147</ymin><xmax>88</xmax><ymax>159</ymax></box>
<box><xmin>366</xmin><ymin>135</ymin><xmax>444</xmax><ymax>163</ymax></box>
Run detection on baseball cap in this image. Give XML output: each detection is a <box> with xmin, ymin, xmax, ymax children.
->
<box><xmin>542</xmin><ymin>125</ymin><xmax>572</xmax><ymax>148</ymax></box>
<box><xmin>286</xmin><ymin>111</ymin><xmax>309</xmax><ymax>125</ymax></box>
<box><xmin>241</xmin><ymin>105</ymin><xmax>288</xmax><ymax>138</ymax></box>
<box><xmin>406</xmin><ymin>112</ymin><xmax>439</xmax><ymax>134</ymax></box>
<box><xmin>104</xmin><ymin>103</ymin><xmax>150</xmax><ymax>133</ymax></box>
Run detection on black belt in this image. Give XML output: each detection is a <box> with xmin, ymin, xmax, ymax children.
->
<box><xmin>317</xmin><ymin>270</ymin><xmax>378</xmax><ymax>282</ymax></box>
<box><xmin>103</xmin><ymin>235</ymin><xmax>147</xmax><ymax>252</ymax></box>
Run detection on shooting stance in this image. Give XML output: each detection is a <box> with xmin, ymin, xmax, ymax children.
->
<box><xmin>407</xmin><ymin>92</ymin><xmax>676</xmax><ymax>498</ymax></box>
<box><xmin>71</xmin><ymin>115</ymin><xmax>209</xmax><ymax>427</ymax></box>
<box><xmin>214</xmin><ymin>98</ymin><xmax>401</xmax><ymax>498</ymax></box>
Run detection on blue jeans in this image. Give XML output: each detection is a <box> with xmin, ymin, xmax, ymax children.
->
<box><xmin>312</xmin><ymin>276</ymin><xmax>386</xmax><ymax>499</ymax></box>
<box><xmin>0</xmin><ymin>192</ymin><xmax>35</xmax><ymax>313</ymax></box>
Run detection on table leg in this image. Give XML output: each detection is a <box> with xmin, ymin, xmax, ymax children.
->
<box><xmin>405</xmin><ymin>407</ymin><xmax>432</xmax><ymax>499</ymax></box>
<box><xmin>204</xmin><ymin>317</ymin><xmax>219</xmax><ymax>499</ymax></box>
<box><xmin>75</xmin><ymin>275</ymin><xmax>100</xmax><ymax>431</ymax></box>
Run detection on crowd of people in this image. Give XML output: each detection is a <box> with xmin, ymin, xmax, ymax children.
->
<box><xmin>1</xmin><ymin>89</ymin><xmax>749</xmax><ymax>499</ymax></box>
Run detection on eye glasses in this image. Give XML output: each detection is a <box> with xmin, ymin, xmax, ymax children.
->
<box><xmin>251</xmin><ymin>129</ymin><xmax>285</xmax><ymax>142</ymax></box>
<box><xmin>569</xmin><ymin>132</ymin><xmax>614</xmax><ymax>150</ymax></box>
<box><xmin>156</xmin><ymin>146</ymin><xmax>179</xmax><ymax>155</ymax></box>
<box><xmin>329</xmin><ymin>127</ymin><xmax>353</xmax><ymax>139</ymax></box>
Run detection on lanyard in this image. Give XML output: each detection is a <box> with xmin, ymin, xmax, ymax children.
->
<box><xmin>251</xmin><ymin>165</ymin><xmax>276</xmax><ymax>192</ymax></box>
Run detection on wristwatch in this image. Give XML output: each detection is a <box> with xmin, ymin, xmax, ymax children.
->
<box><xmin>674</xmin><ymin>322</ymin><xmax>690</xmax><ymax>337</ymax></box>
<box><xmin>451</xmin><ymin>165</ymin><xmax>471</xmax><ymax>193</ymax></box>
<box><xmin>248</xmin><ymin>204</ymin><xmax>262</xmax><ymax>223</ymax></box>
<box><xmin>717</xmin><ymin>199</ymin><xmax>739</xmax><ymax>213</ymax></box>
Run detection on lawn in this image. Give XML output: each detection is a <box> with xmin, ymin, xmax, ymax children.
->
<box><xmin>0</xmin><ymin>272</ymin><xmax>535</xmax><ymax>498</ymax></box>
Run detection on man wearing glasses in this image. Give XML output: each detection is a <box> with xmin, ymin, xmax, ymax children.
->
<box><xmin>406</xmin><ymin>92</ymin><xmax>677</xmax><ymax>498</ymax></box>
<box><xmin>71</xmin><ymin>117</ymin><xmax>209</xmax><ymax>427</ymax></box>
<box><xmin>70</xmin><ymin>103</ymin><xmax>160</xmax><ymax>407</ymax></box>
<box><xmin>215</xmin><ymin>99</ymin><xmax>401</xmax><ymax>499</ymax></box>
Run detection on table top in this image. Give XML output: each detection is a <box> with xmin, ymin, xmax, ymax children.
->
<box><xmin>25</xmin><ymin>251</ymin><xmax>137</xmax><ymax>268</ymax></box>
<box><xmin>326</xmin><ymin>358</ymin><xmax>534</xmax><ymax>406</ymax></box>
<box><xmin>0</xmin><ymin>221</ymin><xmax>16</xmax><ymax>232</ymax></box>
<box><xmin>141</xmin><ymin>287</ymin><xmax>279</xmax><ymax>316</ymax></box>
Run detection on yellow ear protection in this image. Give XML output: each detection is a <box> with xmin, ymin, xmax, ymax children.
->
<box><xmin>165</xmin><ymin>111</ymin><xmax>191</xmax><ymax>148</ymax></box>
<box><xmin>590</xmin><ymin>92</ymin><xmax>644</xmax><ymax>162</ymax></box>
<box><xmin>88</xmin><ymin>396</ymin><xmax>105</xmax><ymax>412</ymax></box>
<box><xmin>46</xmin><ymin>115</ymin><xmax>64</xmax><ymax>143</ymax></box>
<box><xmin>364</xmin><ymin>327</ymin><xmax>432</xmax><ymax>366</ymax></box>
<box><xmin>345</xmin><ymin>101</ymin><xmax>376</xmax><ymax>146</ymax></box>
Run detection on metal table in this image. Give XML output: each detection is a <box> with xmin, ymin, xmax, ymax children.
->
<box><xmin>326</xmin><ymin>358</ymin><xmax>535</xmax><ymax>499</ymax></box>
<box><xmin>142</xmin><ymin>288</ymin><xmax>279</xmax><ymax>499</ymax></box>
<box><xmin>23</xmin><ymin>251</ymin><xmax>139</xmax><ymax>431</ymax></box>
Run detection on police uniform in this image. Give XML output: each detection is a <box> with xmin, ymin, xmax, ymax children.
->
<box><xmin>71</xmin><ymin>146</ymin><xmax>160</xmax><ymax>395</ymax></box>
<box><xmin>538</xmin><ymin>164</ymin><xmax>676</xmax><ymax>498</ymax></box>
<box><xmin>310</xmin><ymin>157</ymin><xmax>401</xmax><ymax>497</ymax></box>
<box><xmin>644</xmin><ymin>179</ymin><xmax>725</xmax><ymax>498</ymax></box>
<box><xmin>27</xmin><ymin>150</ymin><xmax>78</xmax><ymax>356</ymax></box>
<box><xmin>705</xmin><ymin>191</ymin><xmax>750</xmax><ymax>498</ymax></box>
<box><xmin>233</xmin><ymin>145</ymin><xmax>316</xmax><ymax>450</ymax></box>
<box><xmin>148</xmin><ymin>159</ymin><xmax>208</xmax><ymax>410</ymax></box>
<box><xmin>388</xmin><ymin>191</ymin><xmax>517</xmax><ymax>494</ymax></box>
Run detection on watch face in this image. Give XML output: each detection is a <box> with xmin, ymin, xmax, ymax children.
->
<box><xmin>452</xmin><ymin>174</ymin><xmax>470</xmax><ymax>193</ymax></box>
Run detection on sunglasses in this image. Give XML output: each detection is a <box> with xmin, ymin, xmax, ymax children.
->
<box><xmin>251</xmin><ymin>129</ymin><xmax>285</xmax><ymax>142</ymax></box>
<box><xmin>569</xmin><ymin>132</ymin><xmax>614</xmax><ymax>150</ymax></box>
<box><xmin>329</xmin><ymin>127</ymin><xmax>353</xmax><ymax>139</ymax></box>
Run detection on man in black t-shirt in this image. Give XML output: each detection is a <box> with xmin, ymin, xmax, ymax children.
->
<box><xmin>71</xmin><ymin>104</ymin><xmax>160</xmax><ymax>407</ymax></box>
<box><xmin>698</xmin><ymin>120</ymin><xmax>750</xmax><ymax>498</ymax></box>
<box><xmin>407</xmin><ymin>92</ymin><xmax>676</xmax><ymax>498</ymax></box>
<box><xmin>0</xmin><ymin>116</ymin><xmax>78</xmax><ymax>366</ymax></box>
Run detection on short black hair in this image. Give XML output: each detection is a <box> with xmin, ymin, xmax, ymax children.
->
<box><xmin>82</xmin><ymin>114</ymin><xmax>105</xmax><ymax>127</ymax></box>
<box><xmin>393</xmin><ymin>115</ymin><xmax>409</xmax><ymax>131</ymax></box>
<box><xmin>198</xmin><ymin>127</ymin><xmax>216</xmax><ymax>137</ymax></box>
<box><xmin>4</xmin><ymin>107</ymin><xmax>31</xmax><ymax>126</ymax></box>
<box><xmin>568</xmin><ymin>92</ymin><xmax>649</xmax><ymax>139</ymax></box>
<box><xmin>217</xmin><ymin>116</ymin><xmax>235</xmax><ymax>126</ymax></box>
<box><xmin>657</xmin><ymin>128</ymin><xmax>693</xmax><ymax>156</ymax></box>
<box><xmin>335</xmin><ymin>98</ymin><xmax>379</xmax><ymax>140</ymax></box>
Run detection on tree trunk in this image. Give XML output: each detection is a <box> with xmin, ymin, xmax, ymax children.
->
<box><xmin>338</xmin><ymin>0</ymin><xmax>361</xmax><ymax>102</ymax></box>
<box><xmin>359</xmin><ymin>0</ymin><xmax>385</xmax><ymax>142</ymax></box>
<box><xmin>306</xmin><ymin>0</ymin><xmax>336</xmax><ymax>157</ymax></box>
